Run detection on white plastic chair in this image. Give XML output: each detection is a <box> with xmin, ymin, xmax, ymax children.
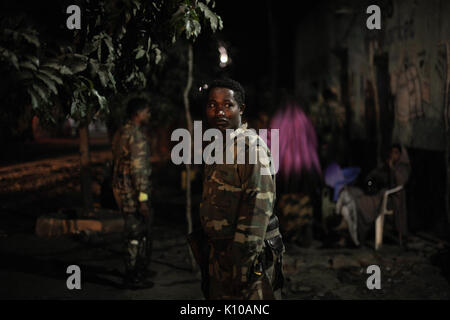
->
<box><xmin>375</xmin><ymin>185</ymin><xmax>404</xmax><ymax>250</ymax></box>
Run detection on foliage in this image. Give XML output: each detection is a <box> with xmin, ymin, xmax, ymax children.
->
<box><xmin>0</xmin><ymin>0</ymin><xmax>223</xmax><ymax>139</ymax></box>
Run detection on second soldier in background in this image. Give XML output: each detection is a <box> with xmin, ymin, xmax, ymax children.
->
<box><xmin>112</xmin><ymin>98</ymin><xmax>154</xmax><ymax>289</ymax></box>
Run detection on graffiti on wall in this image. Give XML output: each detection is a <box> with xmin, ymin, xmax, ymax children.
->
<box><xmin>391</xmin><ymin>56</ymin><xmax>425</xmax><ymax>124</ymax></box>
<box><xmin>383</xmin><ymin>18</ymin><xmax>415</xmax><ymax>47</ymax></box>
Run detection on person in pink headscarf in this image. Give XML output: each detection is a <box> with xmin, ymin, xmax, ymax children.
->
<box><xmin>269</xmin><ymin>103</ymin><xmax>322</xmax><ymax>247</ymax></box>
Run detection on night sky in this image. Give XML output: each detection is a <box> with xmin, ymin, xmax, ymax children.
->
<box><xmin>194</xmin><ymin>0</ymin><xmax>311</xmax><ymax>116</ymax></box>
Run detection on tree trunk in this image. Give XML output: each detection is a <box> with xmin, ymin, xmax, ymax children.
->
<box><xmin>183</xmin><ymin>43</ymin><xmax>196</xmax><ymax>271</ymax></box>
<box><xmin>79</xmin><ymin>124</ymin><xmax>93</xmax><ymax>214</ymax></box>
<box><xmin>369</xmin><ymin>40</ymin><xmax>382</xmax><ymax>166</ymax></box>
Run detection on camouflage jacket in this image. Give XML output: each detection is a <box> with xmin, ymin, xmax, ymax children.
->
<box><xmin>112</xmin><ymin>121</ymin><xmax>151</xmax><ymax>207</ymax></box>
<box><xmin>199</xmin><ymin>123</ymin><xmax>279</xmax><ymax>289</ymax></box>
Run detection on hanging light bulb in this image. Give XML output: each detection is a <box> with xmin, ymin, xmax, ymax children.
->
<box><xmin>218</xmin><ymin>46</ymin><xmax>229</xmax><ymax>68</ymax></box>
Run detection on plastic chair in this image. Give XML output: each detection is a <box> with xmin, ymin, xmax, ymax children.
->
<box><xmin>374</xmin><ymin>185</ymin><xmax>404</xmax><ymax>250</ymax></box>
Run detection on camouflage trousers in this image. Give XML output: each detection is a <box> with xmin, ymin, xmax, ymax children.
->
<box><xmin>278</xmin><ymin>193</ymin><xmax>313</xmax><ymax>247</ymax></box>
<box><xmin>123</xmin><ymin>211</ymin><xmax>153</xmax><ymax>275</ymax></box>
<box><xmin>207</xmin><ymin>240</ymin><xmax>283</xmax><ymax>300</ymax></box>
<box><xmin>114</xmin><ymin>188</ymin><xmax>139</xmax><ymax>214</ymax></box>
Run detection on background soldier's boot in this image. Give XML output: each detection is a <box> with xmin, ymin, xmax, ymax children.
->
<box><xmin>123</xmin><ymin>238</ymin><xmax>154</xmax><ymax>289</ymax></box>
<box><xmin>123</xmin><ymin>270</ymin><xmax>154</xmax><ymax>290</ymax></box>
<box><xmin>136</xmin><ymin>266</ymin><xmax>157</xmax><ymax>279</ymax></box>
<box><xmin>122</xmin><ymin>269</ymin><xmax>139</xmax><ymax>289</ymax></box>
<box><xmin>136</xmin><ymin>213</ymin><xmax>157</xmax><ymax>279</ymax></box>
<box><xmin>123</xmin><ymin>238</ymin><xmax>138</xmax><ymax>289</ymax></box>
<box><xmin>136</xmin><ymin>236</ymin><xmax>157</xmax><ymax>279</ymax></box>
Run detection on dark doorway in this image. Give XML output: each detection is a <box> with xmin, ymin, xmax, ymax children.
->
<box><xmin>374</xmin><ymin>53</ymin><xmax>395</xmax><ymax>157</ymax></box>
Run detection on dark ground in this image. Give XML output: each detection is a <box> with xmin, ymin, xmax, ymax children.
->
<box><xmin>0</xmin><ymin>138</ymin><xmax>450</xmax><ymax>300</ymax></box>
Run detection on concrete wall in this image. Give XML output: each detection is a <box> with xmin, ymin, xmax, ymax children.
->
<box><xmin>294</xmin><ymin>0</ymin><xmax>450</xmax><ymax>151</ymax></box>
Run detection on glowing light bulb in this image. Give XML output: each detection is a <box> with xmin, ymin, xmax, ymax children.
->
<box><xmin>220</xmin><ymin>54</ymin><xmax>228</xmax><ymax>64</ymax></box>
<box><xmin>218</xmin><ymin>46</ymin><xmax>229</xmax><ymax>68</ymax></box>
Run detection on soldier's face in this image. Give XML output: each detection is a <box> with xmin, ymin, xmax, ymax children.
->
<box><xmin>137</xmin><ymin>106</ymin><xmax>151</xmax><ymax>125</ymax></box>
<box><xmin>206</xmin><ymin>87</ymin><xmax>243</xmax><ymax>132</ymax></box>
<box><xmin>390</xmin><ymin>147</ymin><xmax>401</xmax><ymax>164</ymax></box>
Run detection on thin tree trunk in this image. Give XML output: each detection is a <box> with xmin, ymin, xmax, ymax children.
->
<box><xmin>369</xmin><ymin>40</ymin><xmax>382</xmax><ymax>166</ymax></box>
<box><xmin>79</xmin><ymin>124</ymin><xmax>93</xmax><ymax>214</ymax></box>
<box><xmin>183</xmin><ymin>43</ymin><xmax>196</xmax><ymax>271</ymax></box>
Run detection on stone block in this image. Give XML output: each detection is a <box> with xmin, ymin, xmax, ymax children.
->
<box><xmin>35</xmin><ymin>216</ymin><xmax>123</xmax><ymax>237</ymax></box>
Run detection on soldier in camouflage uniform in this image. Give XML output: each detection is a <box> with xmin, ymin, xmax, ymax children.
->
<box><xmin>199</xmin><ymin>79</ymin><xmax>285</xmax><ymax>300</ymax></box>
<box><xmin>112</xmin><ymin>98</ymin><xmax>154</xmax><ymax>289</ymax></box>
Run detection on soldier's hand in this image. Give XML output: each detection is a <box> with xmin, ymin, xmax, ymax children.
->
<box><xmin>139</xmin><ymin>202</ymin><xmax>150</xmax><ymax>217</ymax></box>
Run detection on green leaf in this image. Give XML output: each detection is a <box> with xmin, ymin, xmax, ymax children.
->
<box><xmin>0</xmin><ymin>47</ymin><xmax>20</xmax><ymax>69</ymax></box>
<box><xmin>82</xmin><ymin>42</ymin><xmax>97</xmax><ymax>55</ymax></box>
<box><xmin>3</xmin><ymin>28</ymin><xmax>40</xmax><ymax>48</ymax></box>
<box><xmin>154</xmin><ymin>47</ymin><xmax>161</xmax><ymax>65</ymax></box>
<box><xmin>28</xmin><ymin>88</ymin><xmax>39</xmax><ymax>109</ymax></box>
<box><xmin>198</xmin><ymin>2</ymin><xmax>222</xmax><ymax>32</ymax></box>
<box><xmin>36</xmin><ymin>73</ymin><xmax>58</xmax><ymax>94</ymax></box>
<box><xmin>72</xmin><ymin>53</ymin><xmax>88</xmax><ymax>61</ymax></box>
<box><xmin>95</xmin><ymin>15</ymin><xmax>101</xmax><ymax>28</ymax></box>
<box><xmin>88</xmin><ymin>59</ymin><xmax>100</xmax><ymax>74</ymax></box>
<box><xmin>78</xmin><ymin>75</ymin><xmax>94</xmax><ymax>90</ymax></box>
<box><xmin>185</xmin><ymin>18</ymin><xmax>192</xmax><ymax>36</ymax></box>
<box><xmin>135</xmin><ymin>48</ymin><xmax>146</xmax><ymax>60</ymax></box>
<box><xmin>91</xmin><ymin>88</ymin><xmax>107</xmax><ymax>112</ymax></box>
<box><xmin>19</xmin><ymin>61</ymin><xmax>37</xmax><ymax>71</ymax></box>
<box><xmin>32</xmin><ymin>84</ymin><xmax>48</xmax><ymax>101</ymax></box>
<box><xmin>21</xmin><ymin>31</ymin><xmax>40</xmax><ymax>48</ymax></box>
<box><xmin>125</xmin><ymin>72</ymin><xmax>135</xmax><ymax>83</ymax></box>
<box><xmin>25</xmin><ymin>55</ymin><xmax>39</xmax><ymax>67</ymax></box>
<box><xmin>41</xmin><ymin>62</ymin><xmax>60</xmax><ymax>70</ymax></box>
<box><xmin>49</xmin><ymin>115</ymin><xmax>56</xmax><ymax>124</ymax></box>
<box><xmin>59</xmin><ymin>65</ymin><xmax>73</xmax><ymax>75</ymax></box>
<box><xmin>69</xmin><ymin>62</ymin><xmax>87</xmax><ymax>74</ymax></box>
<box><xmin>192</xmin><ymin>20</ymin><xmax>201</xmax><ymax>37</ymax></box>
<box><xmin>42</xmin><ymin>62</ymin><xmax>73</xmax><ymax>75</ymax></box>
<box><xmin>132</xmin><ymin>0</ymin><xmax>141</xmax><ymax>10</ymax></box>
<box><xmin>106</xmin><ymin>70</ymin><xmax>117</xmax><ymax>90</ymax></box>
<box><xmin>97</xmin><ymin>70</ymin><xmax>108</xmax><ymax>87</ymax></box>
<box><xmin>39</xmin><ymin>69</ymin><xmax>63</xmax><ymax>85</ymax></box>
<box><xmin>97</xmin><ymin>41</ymin><xmax>102</xmax><ymax>61</ymax></box>
<box><xmin>71</xmin><ymin>100</ymin><xmax>79</xmax><ymax>117</ymax></box>
<box><xmin>80</xmin><ymin>104</ymin><xmax>86</xmax><ymax>118</ymax></box>
<box><xmin>66</xmin><ymin>54</ymin><xmax>88</xmax><ymax>73</ymax></box>
<box><xmin>103</xmin><ymin>36</ymin><xmax>114</xmax><ymax>54</ymax></box>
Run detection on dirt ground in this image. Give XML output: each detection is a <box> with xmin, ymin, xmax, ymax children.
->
<box><xmin>1</xmin><ymin>144</ymin><xmax>449</xmax><ymax>300</ymax></box>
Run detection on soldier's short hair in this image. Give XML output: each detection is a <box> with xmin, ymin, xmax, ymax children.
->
<box><xmin>126</xmin><ymin>98</ymin><xmax>149</xmax><ymax>119</ymax></box>
<box><xmin>206</xmin><ymin>78</ymin><xmax>246</xmax><ymax>107</ymax></box>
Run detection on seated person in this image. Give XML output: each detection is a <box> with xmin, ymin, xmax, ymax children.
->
<box><xmin>329</xmin><ymin>144</ymin><xmax>410</xmax><ymax>247</ymax></box>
